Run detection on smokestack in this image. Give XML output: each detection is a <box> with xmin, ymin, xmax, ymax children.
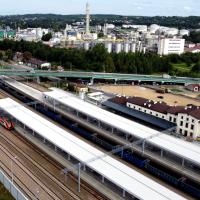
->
<box><xmin>86</xmin><ymin>3</ymin><xmax>90</xmax><ymax>35</ymax></box>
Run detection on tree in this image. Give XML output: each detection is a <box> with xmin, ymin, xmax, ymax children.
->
<box><xmin>98</xmin><ymin>32</ymin><xmax>104</xmax><ymax>38</ymax></box>
<box><xmin>5</xmin><ymin>49</ymin><xmax>13</xmax><ymax>60</ymax></box>
<box><xmin>192</xmin><ymin>61</ymin><xmax>200</xmax><ymax>72</ymax></box>
<box><xmin>90</xmin><ymin>44</ymin><xmax>108</xmax><ymax>63</ymax></box>
<box><xmin>104</xmin><ymin>56</ymin><xmax>115</xmax><ymax>72</ymax></box>
<box><xmin>41</xmin><ymin>33</ymin><xmax>52</xmax><ymax>41</ymax></box>
<box><xmin>0</xmin><ymin>39</ymin><xmax>196</xmax><ymax>76</ymax></box>
<box><xmin>0</xmin><ymin>52</ymin><xmax>3</xmax><ymax>60</ymax></box>
<box><xmin>23</xmin><ymin>51</ymin><xmax>32</xmax><ymax>62</ymax></box>
<box><xmin>168</xmin><ymin>54</ymin><xmax>181</xmax><ymax>63</ymax></box>
<box><xmin>184</xmin><ymin>31</ymin><xmax>200</xmax><ymax>43</ymax></box>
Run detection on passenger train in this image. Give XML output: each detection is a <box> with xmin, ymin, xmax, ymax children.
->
<box><xmin>0</xmin><ymin>117</ymin><xmax>14</xmax><ymax>130</ymax></box>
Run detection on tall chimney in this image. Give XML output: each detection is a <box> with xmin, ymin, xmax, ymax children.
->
<box><xmin>86</xmin><ymin>3</ymin><xmax>90</xmax><ymax>35</ymax></box>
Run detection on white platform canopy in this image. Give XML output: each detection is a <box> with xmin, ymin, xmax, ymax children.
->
<box><xmin>43</xmin><ymin>88</ymin><xmax>200</xmax><ymax>166</ymax></box>
<box><xmin>0</xmin><ymin>76</ymin><xmax>43</xmax><ymax>100</ymax></box>
<box><xmin>0</xmin><ymin>98</ymin><xmax>186</xmax><ymax>200</ymax></box>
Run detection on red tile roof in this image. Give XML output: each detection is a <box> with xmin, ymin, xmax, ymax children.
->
<box><xmin>189</xmin><ymin>109</ymin><xmax>200</xmax><ymax>120</ymax></box>
<box><xmin>167</xmin><ymin>106</ymin><xmax>185</xmax><ymax>115</ymax></box>
<box><xmin>110</xmin><ymin>96</ymin><xmax>128</xmax><ymax>105</ymax></box>
<box><xmin>185</xmin><ymin>45</ymin><xmax>200</xmax><ymax>52</ymax></box>
<box><xmin>109</xmin><ymin>96</ymin><xmax>200</xmax><ymax>119</ymax></box>
<box><xmin>127</xmin><ymin>97</ymin><xmax>150</xmax><ymax>106</ymax></box>
<box><xmin>149</xmin><ymin>102</ymin><xmax>171</xmax><ymax>114</ymax></box>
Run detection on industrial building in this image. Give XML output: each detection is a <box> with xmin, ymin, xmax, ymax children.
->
<box><xmin>0</xmin><ymin>30</ymin><xmax>15</xmax><ymax>39</ymax></box>
<box><xmin>0</xmin><ymin>3</ymin><xmax>193</xmax><ymax>56</ymax></box>
<box><xmin>158</xmin><ymin>38</ymin><xmax>185</xmax><ymax>55</ymax></box>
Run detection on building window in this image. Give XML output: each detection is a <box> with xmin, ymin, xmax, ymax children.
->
<box><xmin>173</xmin><ymin>118</ymin><xmax>176</xmax><ymax>123</ymax></box>
<box><xmin>162</xmin><ymin>116</ymin><xmax>164</xmax><ymax>119</ymax></box>
<box><xmin>150</xmin><ymin>112</ymin><xmax>152</xmax><ymax>115</ymax></box>
<box><xmin>186</xmin><ymin>123</ymin><xmax>188</xmax><ymax>128</ymax></box>
<box><xmin>139</xmin><ymin>108</ymin><xmax>141</xmax><ymax>111</ymax></box>
<box><xmin>190</xmin><ymin>133</ymin><xmax>193</xmax><ymax>137</ymax></box>
<box><xmin>156</xmin><ymin>114</ymin><xmax>158</xmax><ymax>117</ymax></box>
<box><xmin>180</xmin><ymin>121</ymin><xmax>183</xmax><ymax>126</ymax></box>
<box><xmin>184</xmin><ymin>130</ymin><xmax>188</xmax><ymax>136</ymax></box>
<box><xmin>187</xmin><ymin>118</ymin><xmax>189</xmax><ymax>121</ymax></box>
<box><xmin>169</xmin><ymin>116</ymin><xmax>172</xmax><ymax>122</ymax></box>
<box><xmin>191</xmin><ymin>124</ymin><xmax>194</xmax><ymax>130</ymax></box>
<box><xmin>181</xmin><ymin>116</ymin><xmax>183</xmax><ymax>119</ymax></box>
<box><xmin>144</xmin><ymin>110</ymin><xmax>146</xmax><ymax>113</ymax></box>
<box><xmin>192</xmin><ymin>119</ymin><xmax>194</xmax><ymax>123</ymax></box>
<box><xmin>180</xmin><ymin>129</ymin><xmax>182</xmax><ymax>134</ymax></box>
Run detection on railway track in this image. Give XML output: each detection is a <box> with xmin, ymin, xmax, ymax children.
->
<box><xmin>0</xmin><ymin>131</ymin><xmax>79</xmax><ymax>200</ymax></box>
<box><xmin>0</xmin><ymin>128</ymin><xmax>108</xmax><ymax>200</ymax></box>
<box><xmin>13</xmin><ymin>129</ymin><xmax>108</xmax><ymax>200</ymax></box>
<box><xmin>0</xmin><ymin>145</ymin><xmax>59</xmax><ymax>199</ymax></box>
<box><xmin>0</xmin><ymin>88</ymin><xmax>109</xmax><ymax>200</ymax></box>
<box><xmin>0</xmin><ymin>86</ymin><xmax>193</xmax><ymax>200</ymax></box>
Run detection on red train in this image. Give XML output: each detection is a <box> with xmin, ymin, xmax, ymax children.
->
<box><xmin>0</xmin><ymin>117</ymin><xmax>14</xmax><ymax>130</ymax></box>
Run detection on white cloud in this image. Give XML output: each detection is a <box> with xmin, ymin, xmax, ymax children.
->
<box><xmin>137</xmin><ymin>6</ymin><xmax>142</xmax><ymax>10</ymax></box>
<box><xmin>183</xmin><ymin>6</ymin><xmax>192</xmax><ymax>11</ymax></box>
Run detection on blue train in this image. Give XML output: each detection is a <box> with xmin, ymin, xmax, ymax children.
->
<box><xmin>1</xmin><ymin>82</ymin><xmax>200</xmax><ymax>199</ymax></box>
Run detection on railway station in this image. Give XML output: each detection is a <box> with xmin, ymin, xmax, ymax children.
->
<box><xmin>43</xmin><ymin>89</ymin><xmax>200</xmax><ymax>174</ymax></box>
<box><xmin>0</xmin><ymin>98</ymin><xmax>186</xmax><ymax>200</ymax></box>
<box><xmin>1</xmin><ymin>76</ymin><xmax>200</xmax><ymax>199</ymax></box>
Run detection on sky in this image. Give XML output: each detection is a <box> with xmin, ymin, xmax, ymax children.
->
<box><xmin>0</xmin><ymin>0</ymin><xmax>200</xmax><ymax>16</ymax></box>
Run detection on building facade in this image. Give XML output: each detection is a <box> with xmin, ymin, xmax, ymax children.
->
<box><xmin>158</xmin><ymin>38</ymin><xmax>185</xmax><ymax>55</ymax></box>
<box><xmin>113</xmin><ymin>96</ymin><xmax>200</xmax><ymax>139</ymax></box>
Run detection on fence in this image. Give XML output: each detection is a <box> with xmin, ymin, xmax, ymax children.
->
<box><xmin>0</xmin><ymin>169</ymin><xmax>28</xmax><ymax>200</ymax></box>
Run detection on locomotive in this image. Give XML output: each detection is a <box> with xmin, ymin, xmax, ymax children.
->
<box><xmin>0</xmin><ymin>117</ymin><xmax>14</xmax><ymax>130</ymax></box>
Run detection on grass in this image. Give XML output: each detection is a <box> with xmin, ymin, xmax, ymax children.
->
<box><xmin>0</xmin><ymin>66</ymin><xmax>12</xmax><ymax>70</ymax></box>
<box><xmin>171</xmin><ymin>62</ymin><xmax>200</xmax><ymax>78</ymax></box>
<box><xmin>172</xmin><ymin>63</ymin><xmax>192</xmax><ymax>73</ymax></box>
<box><xmin>170</xmin><ymin>88</ymin><xmax>184</xmax><ymax>93</ymax></box>
<box><xmin>0</xmin><ymin>183</ymin><xmax>14</xmax><ymax>200</ymax></box>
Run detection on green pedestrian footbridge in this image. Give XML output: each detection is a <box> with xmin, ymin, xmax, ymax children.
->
<box><xmin>0</xmin><ymin>69</ymin><xmax>199</xmax><ymax>85</ymax></box>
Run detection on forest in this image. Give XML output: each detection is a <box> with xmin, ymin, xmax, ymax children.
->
<box><xmin>0</xmin><ymin>14</ymin><xmax>200</xmax><ymax>30</ymax></box>
<box><xmin>0</xmin><ymin>39</ymin><xmax>173</xmax><ymax>74</ymax></box>
<box><xmin>1</xmin><ymin>39</ymin><xmax>200</xmax><ymax>77</ymax></box>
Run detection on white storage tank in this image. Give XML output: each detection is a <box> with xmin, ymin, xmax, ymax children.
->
<box><xmin>115</xmin><ymin>43</ymin><xmax>122</xmax><ymax>53</ymax></box>
<box><xmin>138</xmin><ymin>25</ymin><xmax>148</xmax><ymax>33</ymax></box>
<box><xmin>84</xmin><ymin>42</ymin><xmax>90</xmax><ymax>51</ymax></box>
<box><xmin>166</xmin><ymin>28</ymin><xmax>179</xmax><ymax>36</ymax></box>
<box><xmin>149</xmin><ymin>24</ymin><xmax>160</xmax><ymax>33</ymax></box>
<box><xmin>143</xmin><ymin>47</ymin><xmax>146</xmax><ymax>54</ymax></box>
<box><xmin>130</xmin><ymin>43</ymin><xmax>136</xmax><ymax>53</ymax></box>
<box><xmin>123</xmin><ymin>43</ymin><xmax>130</xmax><ymax>53</ymax></box>
<box><xmin>105</xmin><ymin>43</ymin><xmax>112</xmax><ymax>53</ymax></box>
<box><xmin>36</xmin><ymin>28</ymin><xmax>43</xmax><ymax>39</ymax></box>
<box><xmin>180</xmin><ymin>29</ymin><xmax>190</xmax><ymax>36</ymax></box>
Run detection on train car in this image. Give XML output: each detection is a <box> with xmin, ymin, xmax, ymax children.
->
<box><xmin>0</xmin><ymin>117</ymin><xmax>14</xmax><ymax>130</ymax></box>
